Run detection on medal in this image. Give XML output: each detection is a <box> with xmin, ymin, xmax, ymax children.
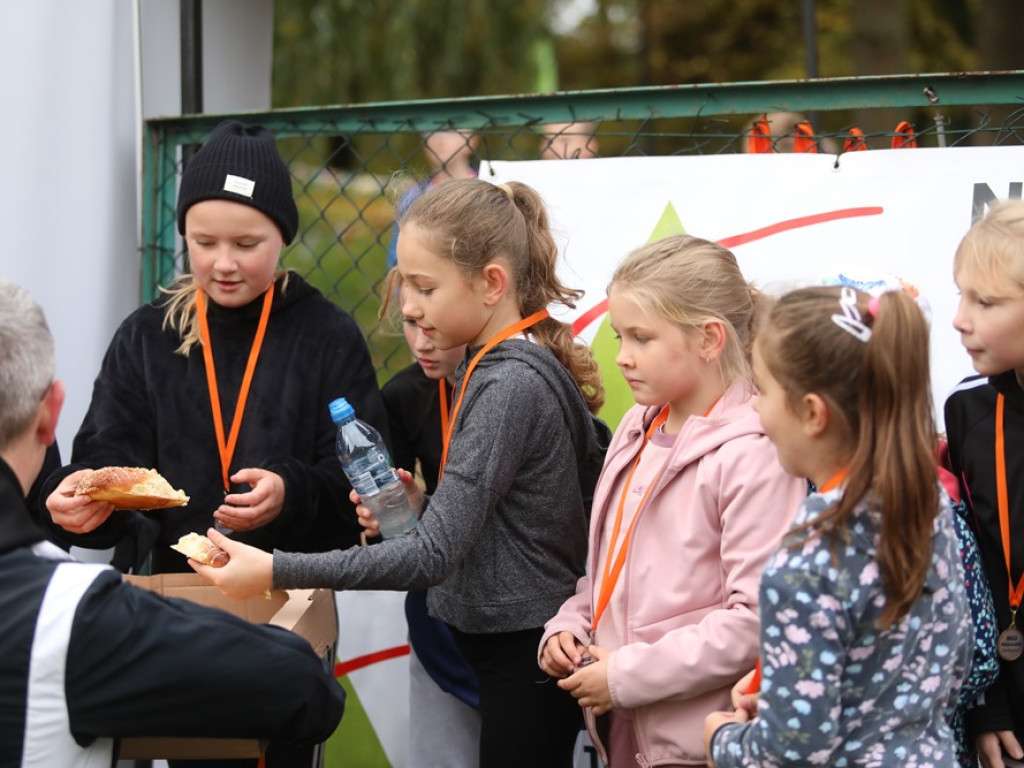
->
<box><xmin>993</xmin><ymin>394</ymin><xmax>1024</xmax><ymax>662</ymax></box>
<box><xmin>999</xmin><ymin>608</ymin><xmax>1024</xmax><ymax>661</ymax></box>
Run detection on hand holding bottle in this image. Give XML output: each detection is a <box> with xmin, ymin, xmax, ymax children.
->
<box><xmin>351</xmin><ymin>467</ymin><xmax>423</xmax><ymax>539</ymax></box>
<box><xmin>331</xmin><ymin>397</ymin><xmax>420</xmax><ymax>539</ymax></box>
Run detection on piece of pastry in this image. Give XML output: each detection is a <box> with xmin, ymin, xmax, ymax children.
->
<box><xmin>74</xmin><ymin>467</ymin><xmax>189</xmax><ymax>510</ymax></box>
<box><xmin>170</xmin><ymin>532</ymin><xmax>229</xmax><ymax>567</ymax></box>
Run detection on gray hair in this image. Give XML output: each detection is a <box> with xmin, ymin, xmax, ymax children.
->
<box><xmin>0</xmin><ymin>280</ymin><xmax>54</xmax><ymax>449</ymax></box>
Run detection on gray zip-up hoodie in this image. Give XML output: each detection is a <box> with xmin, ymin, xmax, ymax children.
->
<box><xmin>275</xmin><ymin>339</ymin><xmax>611</xmax><ymax>633</ymax></box>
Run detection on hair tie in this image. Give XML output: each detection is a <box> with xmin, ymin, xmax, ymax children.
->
<box><xmin>867</xmin><ymin>295</ymin><xmax>881</xmax><ymax>318</ymax></box>
<box><xmin>824</xmin><ymin>272</ymin><xmax>932</xmax><ymax>327</ymax></box>
<box><xmin>497</xmin><ymin>182</ymin><xmax>514</xmax><ymax>200</ymax></box>
<box><xmin>831</xmin><ymin>285</ymin><xmax>872</xmax><ymax>342</ymax></box>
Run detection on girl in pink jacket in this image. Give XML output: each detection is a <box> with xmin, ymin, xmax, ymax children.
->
<box><xmin>540</xmin><ymin>235</ymin><xmax>805</xmax><ymax>766</ymax></box>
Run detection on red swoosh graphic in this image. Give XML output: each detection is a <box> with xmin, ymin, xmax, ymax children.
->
<box><xmin>571</xmin><ymin>206</ymin><xmax>884</xmax><ymax>335</ymax></box>
<box><xmin>335</xmin><ymin>644</ymin><xmax>411</xmax><ymax>677</ymax></box>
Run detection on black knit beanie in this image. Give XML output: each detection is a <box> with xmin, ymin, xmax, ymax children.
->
<box><xmin>176</xmin><ymin>120</ymin><xmax>299</xmax><ymax>244</ymax></box>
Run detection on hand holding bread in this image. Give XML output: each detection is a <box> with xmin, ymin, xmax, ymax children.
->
<box><xmin>187</xmin><ymin>528</ymin><xmax>275</xmax><ymax>601</ymax></box>
<box><xmin>74</xmin><ymin>466</ymin><xmax>189</xmax><ymax>510</ymax></box>
<box><xmin>171</xmin><ymin>532</ymin><xmax>230</xmax><ymax>567</ymax></box>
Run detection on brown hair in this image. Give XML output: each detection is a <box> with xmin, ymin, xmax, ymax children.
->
<box><xmin>382</xmin><ymin>178</ymin><xmax>604</xmax><ymax>414</ymax></box>
<box><xmin>757</xmin><ymin>286</ymin><xmax>938</xmax><ymax>628</ymax></box>
<box><xmin>609</xmin><ymin>235</ymin><xmax>767</xmax><ymax>387</ymax></box>
<box><xmin>954</xmin><ymin>198</ymin><xmax>1024</xmax><ymax>296</ymax></box>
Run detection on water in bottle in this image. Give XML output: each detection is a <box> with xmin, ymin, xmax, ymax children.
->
<box><xmin>329</xmin><ymin>397</ymin><xmax>418</xmax><ymax>539</ymax></box>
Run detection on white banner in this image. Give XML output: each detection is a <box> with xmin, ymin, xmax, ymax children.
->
<box><xmin>325</xmin><ymin>147</ymin><xmax>1023</xmax><ymax>768</ymax></box>
<box><xmin>486</xmin><ymin>146</ymin><xmax>1024</xmax><ymax>432</ymax></box>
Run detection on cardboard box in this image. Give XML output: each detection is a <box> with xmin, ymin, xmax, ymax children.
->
<box><xmin>117</xmin><ymin>573</ymin><xmax>337</xmax><ymax>760</ymax></box>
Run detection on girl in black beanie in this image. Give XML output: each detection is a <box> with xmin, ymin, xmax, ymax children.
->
<box><xmin>41</xmin><ymin>120</ymin><xmax>385</xmax><ymax>767</ymax></box>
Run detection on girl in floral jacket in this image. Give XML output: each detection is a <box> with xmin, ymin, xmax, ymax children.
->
<box><xmin>705</xmin><ymin>285</ymin><xmax>972</xmax><ymax>767</ymax></box>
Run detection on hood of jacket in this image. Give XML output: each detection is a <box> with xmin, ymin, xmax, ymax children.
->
<box><xmin>460</xmin><ymin>339</ymin><xmax>612</xmax><ymax>503</ymax></box>
<box><xmin>610</xmin><ymin>380</ymin><xmax>763</xmax><ymax>474</ymax></box>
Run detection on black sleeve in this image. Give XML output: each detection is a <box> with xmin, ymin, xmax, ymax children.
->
<box><xmin>35</xmin><ymin>319</ymin><xmax>158</xmax><ymax>554</ymax></box>
<box><xmin>263</xmin><ymin>309</ymin><xmax>389</xmax><ymax>553</ymax></box>
<box><xmin>381</xmin><ymin>376</ymin><xmax>417</xmax><ymax>480</ymax></box>
<box><xmin>65</xmin><ymin>572</ymin><xmax>344</xmax><ymax>745</ymax></box>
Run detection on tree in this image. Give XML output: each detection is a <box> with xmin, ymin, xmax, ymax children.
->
<box><xmin>273</xmin><ymin>0</ymin><xmax>552</xmax><ymax>107</ymax></box>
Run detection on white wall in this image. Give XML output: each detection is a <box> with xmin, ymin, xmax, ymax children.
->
<box><xmin>0</xmin><ymin>1</ymin><xmax>139</xmax><ymax>455</ymax></box>
<box><xmin>0</xmin><ymin>0</ymin><xmax>273</xmax><ymax>456</ymax></box>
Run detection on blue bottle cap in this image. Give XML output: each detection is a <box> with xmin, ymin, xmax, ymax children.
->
<box><xmin>328</xmin><ymin>397</ymin><xmax>355</xmax><ymax>423</ymax></box>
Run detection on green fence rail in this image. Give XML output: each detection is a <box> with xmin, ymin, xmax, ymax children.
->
<box><xmin>142</xmin><ymin>70</ymin><xmax>1024</xmax><ymax>383</ymax></box>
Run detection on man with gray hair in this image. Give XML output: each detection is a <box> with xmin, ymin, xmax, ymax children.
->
<box><xmin>0</xmin><ymin>280</ymin><xmax>344</xmax><ymax>766</ymax></box>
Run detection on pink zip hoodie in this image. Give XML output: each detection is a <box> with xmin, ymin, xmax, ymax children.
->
<box><xmin>541</xmin><ymin>381</ymin><xmax>805</xmax><ymax>766</ymax></box>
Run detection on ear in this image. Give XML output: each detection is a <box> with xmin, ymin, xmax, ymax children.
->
<box><xmin>479</xmin><ymin>263</ymin><xmax>509</xmax><ymax>307</ymax></box>
<box><xmin>698</xmin><ymin>319</ymin><xmax>727</xmax><ymax>361</ymax></box>
<box><xmin>36</xmin><ymin>379</ymin><xmax>64</xmax><ymax>446</ymax></box>
<box><xmin>799</xmin><ymin>392</ymin><xmax>830</xmax><ymax>437</ymax></box>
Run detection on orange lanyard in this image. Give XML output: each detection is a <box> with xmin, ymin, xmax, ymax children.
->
<box><xmin>996</xmin><ymin>394</ymin><xmax>1024</xmax><ymax>610</ymax></box>
<box><xmin>591</xmin><ymin>407</ymin><xmax>670</xmax><ymax>635</ymax></box>
<box><xmin>196</xmin><ymin>286</ymin><xmax>274</xmax><ymax>492</ymax></box>
<box><xmin>745</xmin><ymin>466</ymin><xmax>847</xmax><ymax>695</ymax></box>
<box><xmin>819</xmin><ymin>468</ymin><xmax>847</xmax><ymax>494</ymax></box>
<box><xmin>745</xmin><ymin>660</ymin><xmax>763</xmax><ymax>695</ymax></box>
<box><xmin>439</xmin><ymin>379</ymin><xmax>450</xmax><ymax>444</ymax></box>
<box><xmin>591</xmin><ymin>397</ymin><xmax>720</xmax><ymax>635</ymax></box>
<box><xmin>438</xmin><ymin>309</ymin><xmax>549</xmax><ymax>478</ymax></box>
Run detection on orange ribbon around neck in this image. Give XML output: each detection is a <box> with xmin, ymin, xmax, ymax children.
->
<box><xmin>745</xmin><ymin>659</ymin><xmax>763</xmax><ymax>696</ymax></box>
<box><xmin>996</xmin><ymin>394</ymin><xmax>1024</xmax><ymax>612</ymax></box>
<box><xmin>196</xmin><ymin>285</ymin><xmax>274</xmax><ymax>492</ymax></box>
<box><xmin>438</xmin><ymin>309</ymin><xmax>549</xmax><ymax>479</ymax></box>
<box><xmin>439</xmin><ymin>379</ymin><xmax>450</xmax><ymax>446</ymax></box>
<box><xmin>590</xmin><ymin>396</ymin><xmax>720</xmax><ymax>637</ymax></box>
<box><xmin>819</xmin><ymin>468</ymin><xmax>847</xmax><ymax>494</ymax></box>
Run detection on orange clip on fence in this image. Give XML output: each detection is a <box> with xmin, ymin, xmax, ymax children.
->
<box><xmin>748</xmin><ymin>114</ymin><xmax>773</xmax><ymax>154</ymax></box>
<box><xmin>792</xmin><ymin>120</ymin><xmax>818</xmax><ymax>153</ymax></box>
<box><xmin>892</xmin><ymin>121</ymin><xmax>918</xmax><ymax>148</ymax></box>
<box><xmin>843</xmin><ymin>126</ymin><xmax>868</xmax><ymax>152</ymax></box>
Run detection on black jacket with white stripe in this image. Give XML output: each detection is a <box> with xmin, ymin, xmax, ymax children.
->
<box><xmin>0</xmin><ymin>458</ymin><xmax>344</xmax><ymax>767</ymax></box>
<box><xmin>945</xmin><ymin>371</ymin><xmax>1024</xmax><ymax>743</ymax></box>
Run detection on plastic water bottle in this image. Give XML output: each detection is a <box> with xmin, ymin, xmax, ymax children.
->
<box><xmin>329</xmin><ymin>397</ymin><xmax>417</xmax><ymax>539</ymax></box>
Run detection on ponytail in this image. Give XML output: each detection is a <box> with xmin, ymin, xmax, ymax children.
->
<box><xmin>760</xmin><ymin>287</ymin><xmax>938</xmax><ymax>628</ymax></box>
<box><xmin>847</xmin><ymin>290</ymin><xmax>937</xmax><ymax>627</ymax></box>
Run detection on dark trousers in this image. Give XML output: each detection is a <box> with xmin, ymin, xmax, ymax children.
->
<box><xmin>450</xmin><ymin>625</ymin><xmax>582</xmax><ymax>768</ymax></box>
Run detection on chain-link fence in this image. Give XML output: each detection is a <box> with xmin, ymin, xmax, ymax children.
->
<box><xmin>142</xmin><ymin>70</ymin><xmax>1024</xmax><ymax>383</ymax></box>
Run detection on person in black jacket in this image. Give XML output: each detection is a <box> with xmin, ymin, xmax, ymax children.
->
<box><xmin>0</xmin><ymin>278</ymin><xmax>344</xmax><ymax>767</ymax></box>
<box><xmin>946</xmin><ymin>199</ymin><xmax>1024</xmax><ymax>768</ymax></box>
<box><xmin>40</xmin><ymin>120</ymin><xmax>388</xmax><ymax>575</ymax></box>
<box><xmin>41</xmin><ymin>119</ymin><xmax>380</xmax><ymax>768</ymax></box>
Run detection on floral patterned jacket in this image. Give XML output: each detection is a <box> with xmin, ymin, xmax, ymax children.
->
<box><xmin>711</xmin><ymin>486</ymin><xmax>972</xmax><ymax>767</ymax></box>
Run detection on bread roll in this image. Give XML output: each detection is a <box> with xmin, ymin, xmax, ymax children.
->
<box><xmin>170</xmin><ymin>532</ymin><xmax>229</xmax><ymax>567</ymax></box>
<box><xmin>74</xmin><ymin>467</ymin><xmax>189</xmax><ymax>510</ymax></box>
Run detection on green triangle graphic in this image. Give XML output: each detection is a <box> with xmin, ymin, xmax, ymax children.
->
<box><xmin>324</xmin><ymin>676</ymin><xmax>393</xmax><ymax>767</ymax></box>
<box><xmin>648</xmin><ymin>201</ymin><xmax>686</xmax><ymax>242</ymax></box>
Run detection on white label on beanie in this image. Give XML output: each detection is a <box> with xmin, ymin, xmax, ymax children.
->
<box><xmin>223</xmin><ymin>174</ymin><xmax>256</xmax><ymax>198</ymax></box>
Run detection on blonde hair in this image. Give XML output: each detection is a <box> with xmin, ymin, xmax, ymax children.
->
<box><xmin>160</xmin><ymin>270</ymin><xmax>290</xmax><ymax>356</ymax></box>
<box><xmin>954</xmin><ymin>198</ymin><xmax>1024</xmax><ymax>295</ymax></box>
<box><xmin>609</xmin><ymin>235</ymin><xmax>765</xmax><ymax>387</ymax></box>
<box><xmin>382</xmin><ymin>178</ymin><xmax>604</xmax><ymax>414</ymax></box>
<box><xmin>757</xmin><ymin>286</ymin><xmax>938</xmax><ymax>628</ymax></box>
